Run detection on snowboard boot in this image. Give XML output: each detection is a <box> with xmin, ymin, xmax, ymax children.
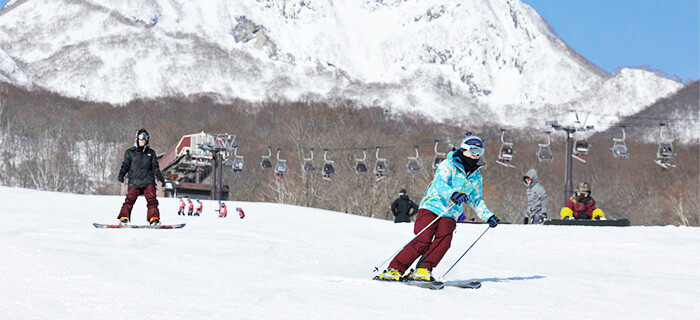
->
<box><xmin>407</xmin><ymin>268</ymin><xmax>435</xmax><ymax>282</ymax></box>
<box><xmin>119</xmin><ymin>217</ymin><xmax>129</xmax><ymax>225</ymax></box>
<box><xmin>149</xmin><ymin>217</ymin><xmax>161</xmax><ymax>226</ymax></box>
<box><xmin>378</xmin><ymin>268</ymin><xmax>402</xmax><ymax>281</ymax></box>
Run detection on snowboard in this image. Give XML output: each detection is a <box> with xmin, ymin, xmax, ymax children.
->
<box><xmin>543</xmin><ymin>219</ymin><xmax>630</xmax><ymax>227</ymax></box>
<box><xmin>93</xmin><ymin>223</ymin><xmax>186</xmax><ymax>229</ymax></box>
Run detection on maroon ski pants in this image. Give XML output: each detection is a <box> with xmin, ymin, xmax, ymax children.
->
<box><xmin>118</xmin><ymin>184</ymin><xmax>160</xmax><ymax>222</ymax></box>
<box><xmin>388</xmin><ymin>209</ymin><xmax>456</xmax><ymax>273</ymax></box>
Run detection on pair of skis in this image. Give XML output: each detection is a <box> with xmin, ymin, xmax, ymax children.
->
<box><xmin>373</xmin><ymin>276</ymin><xmax>481</xmax><ymax>290</ymax></box>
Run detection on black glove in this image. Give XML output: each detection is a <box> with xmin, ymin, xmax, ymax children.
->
<box><xmin>450</xmin><ymin>192</ymin><xmax>468</xmax><ymax>205</ymax></box>
<box><xmin>523</xmin><ymin>217</ymin><xmax>529</xmax><ymax>224</ymax></box>
<box><xmin>488</xmin><ymin>215</ymin><xmax>500</xmax><ymax>228</ymax></box>
<box><xmin>117</xmin><ymin>174</ymin><xmax>124</xmax><ymax>183</ymax></box>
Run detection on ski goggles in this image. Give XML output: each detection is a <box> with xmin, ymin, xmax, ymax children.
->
<box><xmin>523</xmin><ymin>177</ymin><xmax>532</xmax><ymax>184</ymax></box>
<box><xmin>576</xmin><ymin>191</ymin><xmax>589</xmax><ymax>197</ymax></box>
<box><xmin>137</xmin><ymin>134</ymin><xmax>149</xmax><ymax>141</ymax></box>
<box><xmin>463</xmin><ymin>144</ymin><xmax>485</xmax><ymax>157</ymax></box>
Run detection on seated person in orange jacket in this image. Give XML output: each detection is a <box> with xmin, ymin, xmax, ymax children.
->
<box><xmin>560</xmin><ymin>182</ymin><xmax>605</xmax><ymax>220</ymax></box>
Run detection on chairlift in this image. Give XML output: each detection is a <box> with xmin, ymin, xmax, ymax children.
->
<box><xmin>654</xmin><ymin>123</ymin><xmax>677</xmax><ymax>169</ymax></box>
<box><xmin>274</xmin><ymin>149</ymin><xmax>288</xmax><ymax>180</ymax></box>
<box><xmin>495</xmin><ymin>129</ymin><xmax>516</xmax><ymax>168</ymax></box>
<box><xmin>432</xmin><ymin>140</ymin><xmax>446</xmax><ymax>169</ymax></box>
<box><xmin>536</xmin><ymin>132</ymin><xmax>554</xmax><ymax>163</ymax></box>
<box><xmin>260</xmin><ymin>146</ymin><xmax>273</xmax><ymax>169</ymax></box>
<box><xmin>572</xmin><ymin>134</ymin><xmax>591</xmax><ymax>163</ymax></box>
<box><xmin>232</xmin><ymin>146</ymin><xmax>245</xmax><ymax>172</ymax></box>
<box><xmin>355</xmin><ymin>149</ymin><xmax>369</xmax><ymax>174</ymax></box>
<box><xmin>610</xmin><ymin>127</ymin><xmax>629</xmax><ymax>159</ymax></box>
<box><xmin>405</xmin><ymin>146</ymin><xmax>420</xmax><ymax>173</ymax></box>
<box><xmin>322</xmin><ymin>149</ymin><xmax>336</xmax><ymax>181</ymax></box>
<box><xmin>374</xmin><ymin>147</ymin><xmax>389</xmax><ymax>180</ymax></box>
<box><xmin>301</xmin><ymin>148</ymin><xmax>316</xmax><ymax>173</ymax></box>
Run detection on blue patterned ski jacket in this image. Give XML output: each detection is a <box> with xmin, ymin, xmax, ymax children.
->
<box><xmin>418</xmin><ymin>150</ymin><xmax>494</xmax><ymax>221</ymax></box>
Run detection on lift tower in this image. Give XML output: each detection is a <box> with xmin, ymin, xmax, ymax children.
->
<box><xmin>546</xmin><ymin>111</ymin><xmax>594</xmax><ymax>206</ymax></box>
<box><xmin>199</xmin><ymin>134</ymin><xmax>236</xmax><ymax>200</ymax></box>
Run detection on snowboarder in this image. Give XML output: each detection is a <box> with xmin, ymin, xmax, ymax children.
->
<box><xmin>195</xmin><ymin>198</ymin><xmax>203</xmax><ymax>216</ymax></box>
<box><xmin>237</xmin><ymin>207</ymin><xmax>245</xmax><ymax>219</ymax></box>
<box><xmin>522</xmin><ymin>168</ymin><xmax>548</xmax><ymax>224</ymax></box>
<box><xmin>177</xmin><ymin>197</ymin><xmax>186</xmax><ymax>216</ymax></box>
<box><xmin>187</xmin><ymin>197</ymin><xmax>194</xmax><ymax>216</ymax></box>
<box><xmin>560</xmin><ymin>182</ymin><xmax>605</xmax><ymax>220</ymax></box>
<box><xmin>117</xmin><ymin>129</ymin><xmax>165</xmax><ymax>226</ymax></box>
<box><xmin>391</xmin><ymin>189</ymin><xmax>418</xmax><ymax>223</ymax></box>
<box><xmin>378</xmin><ymin>133</ymin><xmax>500</xmax><ymax>282</ymax></box>
<box><xmin>216</xmin><ymin>201</ymin><xmax>227</xmax><ymax>218</ymax></box>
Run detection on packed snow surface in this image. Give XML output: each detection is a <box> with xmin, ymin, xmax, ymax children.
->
<box><xmin>1</xmin><ymin>186</ymin><xmax>698</xmax><ymax>319</ymax></box>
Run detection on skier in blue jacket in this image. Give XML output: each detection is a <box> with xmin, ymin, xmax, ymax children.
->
<box><xmin>379</xmin><ymin>133</ymin><xmax>500</xmax><ymax>282</ymax></box>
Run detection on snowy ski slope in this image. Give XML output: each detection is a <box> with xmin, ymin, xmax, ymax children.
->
<box><xmin>0</xmin><ymin>186</ymin><xmax>698</xmax><ymax>319</ymax></box>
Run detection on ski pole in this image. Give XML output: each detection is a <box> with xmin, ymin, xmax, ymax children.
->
<box><xmin>373</xmin><ymin>203</ymin><xmax>455</xmax><ymax>272</ymax></box>
<box><xmin>441</xmin><ymin>225</ymin><xmax>490</xmax><ymax>279</ymax></box>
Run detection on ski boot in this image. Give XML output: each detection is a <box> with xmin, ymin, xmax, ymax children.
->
<box><xmin>406</xmin><ymin>268</ymin><xmax>435</xmax><ymax>282</ymax></box>
<box><xmin>119</xmin><ymin>217</ymin><xmax>129</xmax><ymax>226</ymax></box>
<box><xmin>378</xmin><ymin>268</ymin><xmax>402</xmax><ymax>281</ymax></box>
<box><xmin>149</xmin><ymin>217</ymin><xmax>161</xmax><ymax>226</ymax></box>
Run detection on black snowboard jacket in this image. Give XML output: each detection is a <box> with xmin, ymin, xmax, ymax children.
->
<box><xmin>391</xmin><ymin>195</ymin><xmax>419</xmax><ymax>223</ymax></box>
<box><xmin>118</xmin><ymin>146</ymin><xmax>165</xmax><ymax>189</ymax></box>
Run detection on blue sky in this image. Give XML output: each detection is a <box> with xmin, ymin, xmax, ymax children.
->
<box><xmin>523</xmin><ymin>0</ymin><xmax>699</xmax><ymax>82</ymax></box>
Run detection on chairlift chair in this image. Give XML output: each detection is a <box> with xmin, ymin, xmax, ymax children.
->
<box><xmin>405</xmin><ymin>146</ymin><xmax>421</xmax><ymax>173</ymax></box>
<box><xmin>374</xmin><ymin>147</ymin><xmax>389</xmax><ymax>180</ymax></box>
<box><xmin>432</xmin><ymin>140</ymin><xmax>446</xmax><ymax>169</ymax></box>
<box><xmin>572</xmin><ymin>136</ymin><xmax>591</xmax><ymax>163</ymax></box>
<box><xmin>274</xmin><ymin>149</ymin><xmax>288</xmax><ymax>179</ymax></box>
<box><xmin>260</xmin><ymin>146</ymin><xmax>273</xmax><ymax>169</ymax></box>
<box><xmin>536</xmin><ymin>132</ymin><xmax>554</xmax><ymax>163</ymax></box>
<box><xmin>495</xmin><ymin>129</ymin><xmax>516</xmax><ymax>168</ymax></box>
<box><xmin>654</xmin><ymin>124</ymin><xmax>677</xmax><ymax>168</ymax></box>
<box><xmin>355</xmin><ymin>149</ymin><xmax>369</xmax><ymax>174</ymax></box>
<box><xmin>610</xmin><ymin>127</ymin><xmax>629</xmax><ymax>159</ymax></box>
<box><xmin>322</xmin><ymin>149</ymin><xmax>336</xmax><ymax>181</ymax></box>
<box><xmin>302</xmin><ymin>148</ymin><xmax>316</xmax><ymax>172</ymax></box>
<box><xmin>232</xmin><ymin>147</ymin><xmax>246</xmax><ymax>172</ymax></box>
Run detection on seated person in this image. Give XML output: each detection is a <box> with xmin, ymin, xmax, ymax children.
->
<box><xmin>560</xmin><ymin>182</ymin><xmax>605</xmax><ymax>220</ymax></box>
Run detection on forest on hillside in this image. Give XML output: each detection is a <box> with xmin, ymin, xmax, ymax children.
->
<box><xmin>0</xmin><ymin>83</ymin><xmax>697</xmax><ymax>226</ymax></box>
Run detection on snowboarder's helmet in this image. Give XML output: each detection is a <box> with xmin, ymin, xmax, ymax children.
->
<box><xmin>399</xmin><ymin>189</ymin><xmax>407</xmax><ymax>196</ymax></box>
<box><xmin>576</xmin><ymin>182</ymin><xmax>591</xmax><ymax>194</ymax></box>
<box><xmin>459</xmin><ymin>133</ymin><xmax>484</xmax><ymax>157</ymax></box>
<box><xmin>196</xmin><ymin>198</ymin><xmax>200</xmax><ymax>201</ymax></box>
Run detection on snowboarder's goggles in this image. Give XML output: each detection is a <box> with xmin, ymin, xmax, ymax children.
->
<box><xmin>137</xmin><ymin>134</ymin><xmax>149</xmax><ymax>141</ymax></box>
<box><xmin>524</xmin><ymin>177</ymin><xmax>532</xmax><ymax>183</ymax></box>
<box><xmin>576</xmin><ymin>191</ymin><xmax>589</xmax><ymax>196</ymax></box>
<box><xmin>463</xmin><ymin>144</ymin><xmax>485</xmax><ymax>157</ymax></box>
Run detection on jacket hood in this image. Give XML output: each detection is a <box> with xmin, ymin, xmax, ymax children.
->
<box><xmin>524</xmin><ymin>168</ymin><xmax>539</xmax><ymax>188</ymax></box>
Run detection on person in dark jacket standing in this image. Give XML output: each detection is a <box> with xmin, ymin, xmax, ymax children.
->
<box><xmin>391</xmin><ymin>189</ymin><xmax>418</xmax><ymax>223</ymax></box>
<box><xmin>522</xmin><ymin>168</ymin><xmax>548</xmax><ymax>224</ymax></box>
<box><xmin>117</xmin><ymin>129</ymin><xmax>165</xmax><ymax>226</ymax></box>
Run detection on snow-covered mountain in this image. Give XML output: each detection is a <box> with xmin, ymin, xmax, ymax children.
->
<box><xmin>0</xmin><ymin>0</ymin><xmax>684</xmax><ymax>130</ymax></box>
<box><xmin>2</xmin><ymin>186</ymin><xmax>699</xmax><ymax>319</ymax></box>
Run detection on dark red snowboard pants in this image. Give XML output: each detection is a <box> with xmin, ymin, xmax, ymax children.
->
<box><xmin>388</xmin><ymin>209</ymin><xmax>456</xmax><ymax>273</ymax></box>
<box><xmin>118</xmin><ymin>184</ymin><xmax>160</xmax><ymax>222</ymax></box>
